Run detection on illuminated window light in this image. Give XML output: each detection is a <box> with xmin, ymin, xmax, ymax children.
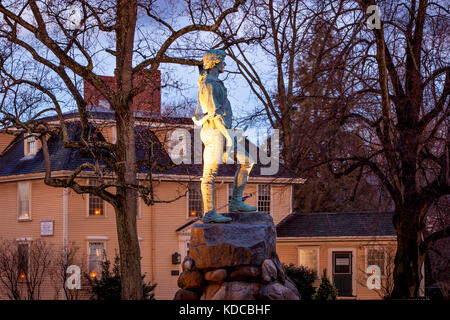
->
<box><xmin>189</xmin><ymin>211</ymin><xmax>197</xmax><ymax>217</ymax></box>
<box><xmin>94</xmin><ymin>209</ymin><xmax>102</xmax><ymax>216</ymax></box>
<box><xmin>89</xmin><ymin>272</ymin><xmax>97</xmax><ymax>279</ymax></box>
<box><xmin>19</xmin><ymin>273</ymin><xmax>26</xmax><ymax>280</ymax></box>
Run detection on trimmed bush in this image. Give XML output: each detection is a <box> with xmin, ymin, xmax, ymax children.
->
<box><xmin>313</xmin><ymin>269</ymin><xmax>338</xmax><ymax>300</ymax></box>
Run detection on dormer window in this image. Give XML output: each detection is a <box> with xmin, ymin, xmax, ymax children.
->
<box><xmin>27</xmin><ymin>137</ymin><xmax>36</xmax><ymax>154</ymax></box>
<box><xmin>98</xmin><ymin>99</ymin><xmax>111</xmax><ymax>110</ymax></box>
<box><xmin>24</xmin><ymin>136</ymin><xmax>38</xmax><ymax>156</ymax></box>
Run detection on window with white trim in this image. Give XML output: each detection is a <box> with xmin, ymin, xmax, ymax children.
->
<box><xmin>18</xmin><ymin>182</ymin><xmax>31</xmax><ymax>220</ymax></box>
<box><xmin>25</xmin><ymin>136</ymin><xmax>37</xmax><ymax>156</ymax></box>
<box><xmin>88</xmin><ymin>179</ymin><xmax>105</xmax><ymax>216</ymax></box>
<box><xmin>188</xmin><ymin>182</ymin><xmax>202</xmax><ymax>218</ymax></box>
<box><xmin>88</xmin><ymin>242</ymin><xmax>105</xmax><ymax>279</ymax></box>
<box><xmin>258</xmin><ymin>184</ymin><xmax>271</xmax><ymax>213</ymax></box>
<box><xmin>298</xmin><ymin>247</ymin><xmax>319</xmax><ymax>273</ymax></box>
<box><xmin>366</xmin><ymin>247</ymin><xmax>385</xmax><ymax>276</ymax></box>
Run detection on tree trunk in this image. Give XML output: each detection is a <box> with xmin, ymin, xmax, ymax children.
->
<box><xmin>115</xmin><ymin>118</ymin><xmax>143</xmax><ymax>300</ymax></box>
<box><xmin>114</xmin><ymin>0</ymin><xmax>142</xmax><ymax>300</ymax></box>
<box><xmin>114</xmin><ymin>196</ymin><xmax>142</xmax><ymax>300</ymax></box>
<box><xmin>391</xmin><ymin>205</ymin><xmax>420</xmax><ymax>298</ymax></box>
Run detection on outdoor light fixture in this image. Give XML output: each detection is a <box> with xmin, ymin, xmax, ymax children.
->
<box><xmin>89</xmin><ymin>272</ymin><xmax>97</xmax><ymax>279</ymax></box>
<box><xmin>172</xmin><ymin>252</ymin><xmax>181</xmax><ymax>265</ymax></box>
<box><xmin>19</xmin><ymin>273</ymin><xmax>26</xmax><ymax>280</ymax></box>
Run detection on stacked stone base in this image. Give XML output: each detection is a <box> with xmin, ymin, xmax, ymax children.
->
<box><xmin>174</xmin><ymin>212</ymin><xmax>300</xmax><ymax>300</ymax></box>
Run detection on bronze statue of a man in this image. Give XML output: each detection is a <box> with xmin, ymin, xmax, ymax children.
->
<box><xmin>193</xmin><ymin>49</ymin><xmax>257</xmax><ymax>223</ymax></box>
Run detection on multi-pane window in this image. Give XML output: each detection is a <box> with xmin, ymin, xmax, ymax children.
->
<box><xmin>18</xmin><ymin>182</ymin><xmax>31</xmax><ymax>220</ymax></box>
<box><xmin>258</xmin><ymin>184</ymin><xmax>271</xmax><ymax>213</ymax></box>
<box><xmin>25</xmin><ymin>136</ymin><xmax>37</xmax><ymax>155</ymax></box>
<box><xmin>367</xmin><ymin>248</ymin><xmax>385</xmax><ymax>275</ymax></box>
<box><xmin>188</xmin><ymin>182</ymin><xmax>202</xmax><ymax>218</ymax></box>
<box><xmin>17</xmin><ymin>243</ymin><xmax>29</xmax><ymax>280</ymax></box>
<box><xmin>88</xmin><ymin>242</ymin><xmax>105</xmax><ymax>279</ymax></box>
<box><xmin>89</xmin><ymin>179</ymin><xmax>104</xmax><ymax>216</ymax></box>
<box><xmin>298</xmin><ymin>247</ymin><xmax>319</xmax><ymax>273</ymax></box>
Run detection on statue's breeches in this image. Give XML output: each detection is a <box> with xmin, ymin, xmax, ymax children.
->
<box><xmin>201</xmin><ymin>127</ymin><xmax>224</xmax><ymax>168</ymax></box>
<box><xmin>201</xmin><ymin>127</ymin><xmax>255</xmax><ymax>184</ymax></box>
<box><xmin>200</xmin><ymin>127</ymin><xmax>256</xmax><ymax>214</ymax></box>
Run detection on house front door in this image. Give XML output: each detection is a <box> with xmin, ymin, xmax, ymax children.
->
<box><xmin>333</xmin><ymin>251</ymin><xmax>353</xmax><ymax>296</ymax></box>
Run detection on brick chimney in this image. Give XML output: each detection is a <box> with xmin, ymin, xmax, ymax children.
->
<box><xmin>83</xmin><ymin>69</ymin><xmax>161</xmax><ymax>113</ymax></box>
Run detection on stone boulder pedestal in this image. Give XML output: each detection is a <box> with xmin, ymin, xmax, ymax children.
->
<box><xmin>173</xmin><ymin>212</ymin><xmax>300</xmax><ymax>300</ymax></box>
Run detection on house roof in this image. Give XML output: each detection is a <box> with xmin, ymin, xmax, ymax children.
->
<box><xmin>0</xmin><ymin>122</ymin><xmax>100</xmax><ymax>176</ymax></box>
<box><xmin>39</xmin><ymin>106</ymin><xmax>193</xmax><ymax>125</ymax></box>
<box><xmin>276</xmin><ymin>211</ymin><xmax>396</xmax><ymax>238</ymax></box>
<box><xmin>0</xmin><ymin>120</ymin><xmax>302</xmax><ymax>181</ymax></box>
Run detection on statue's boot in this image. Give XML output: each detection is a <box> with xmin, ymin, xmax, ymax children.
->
<box><xmin>201</xmin><ymin>182</ymin><xmax>232</xmax><ymax>223</ymax></box>
<box><xmin>203</xmin><ymin>209</ymin><xmax>232</xmax><ymax>223</ymax></box>
<box><xmin>229</xmin><ymin>166</ymin><xmax>257</xmax><ymax>212</ymax></box>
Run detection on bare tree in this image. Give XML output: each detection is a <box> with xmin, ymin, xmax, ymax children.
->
<box><xmin>214</xmin><ymin>0</ymin><xmax>391</xmax><ymax>212</ymax></box>
<box><xmin>357</xmin><ymin>244</ymin><xmax>396</xmax><ymax>299</ymax></box>
<box><xmin>218</xmin><ymin>0</ymin><xmax>448</xmax><ymax>298</ymax></box>
<box><xmin>0</xmin><ymin>0</ymin><xmax>248</xmax><ymax>299</ymax></box>
<box><xmin>25</xmin><ymin>240</ymin><xmax>53</xmax><ymax>300</ymax></box>
<box><xmin>0</xmin><ymin>239</ymin><xmax>53</xmax><ymax>300</ymax></box>
<box><xmin>0</xmin><ymin>239</ymin><xmax>24</xmax><ymax>299</ymax></box>
<box><xmin>330</xmin><ymin>0</ymin><xmax>450</xmax><ymax>298</ymax></box>
<box><xmin>49</xmin><ymin>242</ymin><xmax>85</xmax><ymax>300</ymax></box>
<box><xmin>216</xmin><ymin>0</ymin><xmax>355</xmax><ymax>164</ymax></box>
